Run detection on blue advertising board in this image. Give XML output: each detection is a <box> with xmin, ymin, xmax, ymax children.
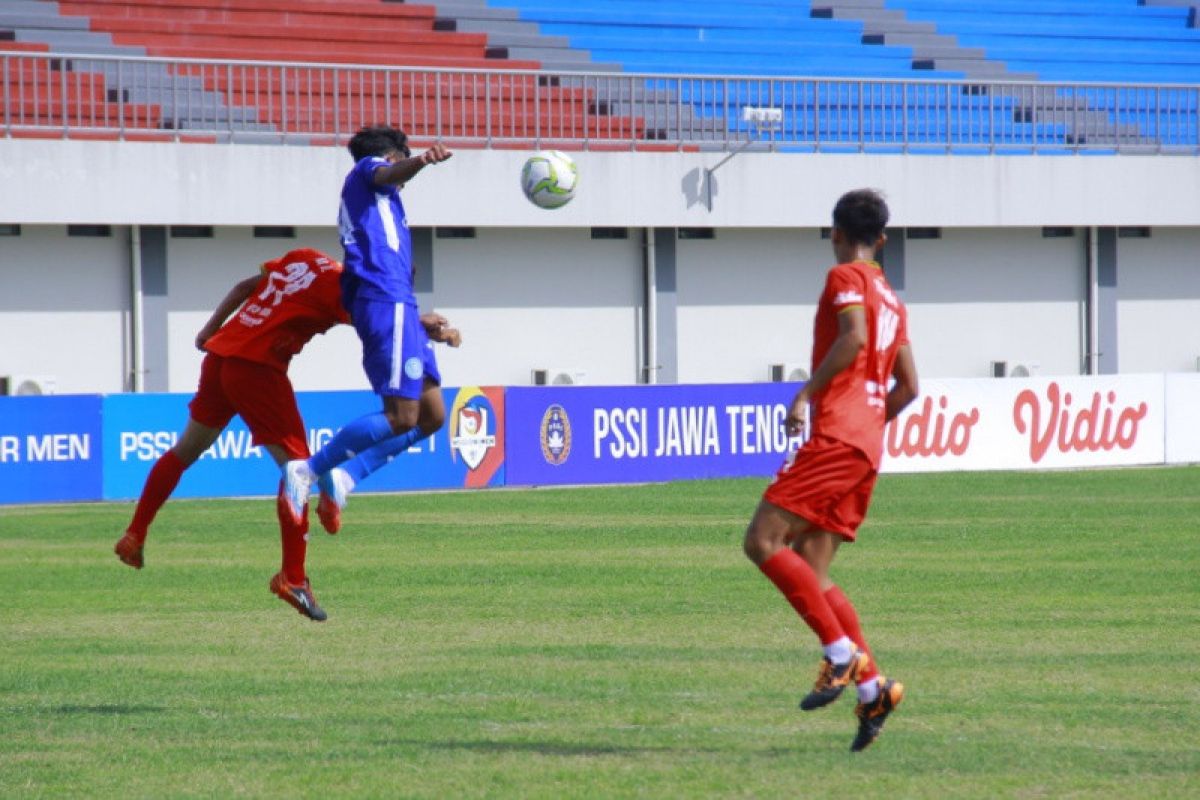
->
<box><xmin>0</xmin><ymin>382</ymin><xmax>800</xmax><ymax>504</ymax></box>
<box><xmin>0</xmin><ymin>395</ymin><xmax>103</xmax><ymax>504</ymax></box>
<box><xmin>505</xmin><ymin>383</ymin><xmax>801</xmax><ymax>487</ymax></box>
<box><xmin>102</xmin><ymin>386</ymin><xmax>506</xmax><ymax>501</ymax></box>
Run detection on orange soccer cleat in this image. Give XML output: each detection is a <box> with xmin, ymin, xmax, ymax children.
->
<box><xmin>113</xmin><ymin>533</ymin><xmax>144</xmax><ymax>570</ymax></box>
<box><xmin>269</xmin><ymin>572</ymin><xmax>327</xmax><ymax>622</ymax></box>
<box><xmin>800</xmin><ymin>646</ymin><xmax>871</xmax><ymax>711</ymax></box>
<box><xmin>315</xmin><ymin>468</ymin><xmax>354</xmax><ymax>535</ymax></box>
<box><xmin>851</xmin><ymin>677</ymin><xmax>905</xmax><ymax>752</ymax></box>
<box><xmin>316</xmin><ymin>491</ymin><xmax>341</xmax><ymax>535</ymax></box>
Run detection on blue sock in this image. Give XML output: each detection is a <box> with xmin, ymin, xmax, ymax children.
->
<box><xmin>341</xmin><ymin>427</ymin><xmax>428</xmax><ymax>483</ymax></box>
<box><xmin>308</xmin><ymin>412</ymin><xmax>395</xmax><ymax>475</ymax></box>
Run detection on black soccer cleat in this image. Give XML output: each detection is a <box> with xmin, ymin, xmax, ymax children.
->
<box><xmin>800</xmin><ymin>647</ymin><xmax>870</xmax><ymax>711</ymax></box>
<box><xmin>851</xmin><ymin>677</ymin><xmax>904</xmax><ymax>752</ymax></box>
<box><xmin>269</xmin><ymin>572</ymin><xmax>327</xmax><ymax>622</ymax></box>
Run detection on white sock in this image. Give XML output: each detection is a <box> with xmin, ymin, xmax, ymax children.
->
<box><xmin>857</xmin><ymin>678</ymin><xmax>880</xmax><ymax>704</ymax></box>
<box><xmin>823</xmin><ymin>636</ymin><xmax>855</xmax><ymax>665</ymax></box>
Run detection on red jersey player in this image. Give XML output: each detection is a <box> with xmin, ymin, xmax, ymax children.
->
<box><xmin>743</xmin><ymin>189</ymin><xmax>919</xmax><ymax>751</ymax></box>
<box><xmin>113</xmin><ymin>247</ymin><xmax>350</xmax><ymax>622</ymax></box>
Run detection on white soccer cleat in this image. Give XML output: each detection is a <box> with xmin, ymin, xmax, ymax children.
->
<box><xmin>281</xmin><ymin>460</ymin><xmax>316</xmax><ymax>525</ymax></box>
<box><xmin>316</xmin><ymin>467</ymin><xmax>355</xmax><ymax>535</ymax></box>
<box><xmin>324</xmin><ymin>470</ymin><xmax>350</xmax><ymax>506</ymax></box>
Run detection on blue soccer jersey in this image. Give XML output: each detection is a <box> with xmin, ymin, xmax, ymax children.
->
<box><xmin>337</xmin><ymin>156</ymin><xmax>414</xmax><ymax>305</ymax></box>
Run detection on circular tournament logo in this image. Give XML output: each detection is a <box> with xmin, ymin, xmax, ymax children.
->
<box><xmin>540</xmin><ymin>404</ymin><xmax>572</xmax><ymax>466</ymax></box>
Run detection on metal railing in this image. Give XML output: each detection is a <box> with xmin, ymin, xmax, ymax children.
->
<box><xmin>3</xmin><ymin>52</ymin><xmax>1198</xmax><ymax>153</ymax></box>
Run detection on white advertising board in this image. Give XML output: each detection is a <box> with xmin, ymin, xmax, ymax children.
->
<box><xmin>1165</xmin><ymin>373</ymin><xmax>1200</xmax><ymax>465</ymax></box>
<box><xmin>880</xmin><ymin>375</ymin><xmax>1167</xmax><ymax>473</ymax></box>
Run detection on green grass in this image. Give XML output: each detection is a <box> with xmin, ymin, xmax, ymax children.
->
<box><xmin>2</xmin><ymin>468</ymin><xmax>1199</xmax><ymax>798</ymax></box>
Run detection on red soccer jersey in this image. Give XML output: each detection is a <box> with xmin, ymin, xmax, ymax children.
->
<box><xmin>204</xmin><ymin>248</ymin><xmax>349</xmax><ymax>371</ymax></box>
<box><xmin>808</xmin><ymin>260</ymin><xmax>909</xmax><ymax>468</ymax></box>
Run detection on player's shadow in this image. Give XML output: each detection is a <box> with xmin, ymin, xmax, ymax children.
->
<box><xmin>379</xmin><ymin>738</ymin><xmax>820</xmax><ymax>758</ymax></box>
<box><xmin>379</xmin><ymin>738</ymin><xmax>716</xmax><ymax>758</ymax></box>
<box><xmin>48</xmin><ymin>704</ymin><xmax>166</xmax><ymax>716</ymax></box>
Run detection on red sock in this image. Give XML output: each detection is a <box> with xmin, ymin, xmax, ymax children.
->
<box><xmin>126</xmin><ymin>450</ymin><xmax>186</xmax><ymax>544</ymax></box>
<box><xmin>276</xmin><ymin>481</ymin><xmax>308</xmax><ymax>585</ymax></box>
<box><xmin>759</xmin><ymin>549</ymin><xmax>845</xmax><ymax>645</ymax></box>
<box><xmin>825</xmin><ymin>585</ymin><xmax>880</xmax><ymax>682</ymax></box>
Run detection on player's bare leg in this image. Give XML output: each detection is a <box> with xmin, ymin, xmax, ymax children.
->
<box><xmin>744</xmin><ymin>502</ymin><xmax>866</xmax><ymax>709</ymax></box>
<box><xmin>116</xmin><ymin>419</ymin><xmax>220</xmax><ymax>569</ymax></box>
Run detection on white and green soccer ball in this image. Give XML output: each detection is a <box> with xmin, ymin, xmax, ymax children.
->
<box><xmin>521</xmin><ymin>150</ymin><xmax>578</xmax><ymax>209</ymax></box>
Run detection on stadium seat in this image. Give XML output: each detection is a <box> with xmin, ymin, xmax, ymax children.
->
<box><xmin>3</xmin><ymin>0</ymin><xmax>1197</xmax><ymax>149</ymax></box>
<box><xmin>879</xmin><ymin>0</ymin><xmax>1200</xmax><ymax>144</ymax></box>
<box><xmin>0</xmin><ymin>41</ymin><xmax>163</xmax><ymax>133</ymax></box>
<box><xmin>471</xmin><ymin>0</ymin><xmax>1200</xmax><ymax>148</ymax></box>
<box><xmin>0</xmin><ymin>0</ymin><xmax>645</xmax><ymax>143</ymax></box>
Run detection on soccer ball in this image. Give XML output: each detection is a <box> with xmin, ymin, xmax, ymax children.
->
<box><xmin>520</xmin><ymin>150</ymin><xmax>578</xmax><ymax>209</ymax></box>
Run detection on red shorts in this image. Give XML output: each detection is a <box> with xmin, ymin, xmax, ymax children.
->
<box><xmin>188</xmin><ymin>354</ymin><xmax>310</xmax><ymax>460</ymax></box>
<box><xmin>762</xmin><ymin>435</ymin><xmax>878</xmax><ymax>541</ymax></box>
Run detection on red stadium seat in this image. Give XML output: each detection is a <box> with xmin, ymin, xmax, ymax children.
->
<box><xmin>3</xmin><ymin>0</ymin><xmax>647</xmax><ymax>143</ymax></box>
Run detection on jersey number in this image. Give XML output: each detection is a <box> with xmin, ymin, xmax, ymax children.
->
<box><xmin>237</xmin><ymin>262</ymin><xmax>316</xmax><ymax>328</ymax></box>
<box><xmin>876</xmin><ymin>305</ymin><xmax>900</xmax><ymax>353</ymax></box>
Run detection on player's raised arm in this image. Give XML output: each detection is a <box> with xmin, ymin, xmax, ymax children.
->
<box><xmin>373</xmin><ymin>144</ymin><xmax>453</xmax><ymax>188</ymax></box>
<box><xmin>194</xmin><ymin>275</ymin><xmax>260</xmax><ymax>350</ymax></box>
<box><xmin>885</xmin><ymin>344</ymin><xmax>919</xmax><ymax>422</ymax></box>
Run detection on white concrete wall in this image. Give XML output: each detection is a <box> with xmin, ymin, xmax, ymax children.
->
<box><xmin>163</xmin><ymin>225</ymin><xmax>361</xmax><ymax>393</ymax></box>
<box><xmin>675</xmin><ymin>228</ymin><xmax>825</xmax><ymax>384</ymax></box>
<box><xmin>4</xmin><ymin>138</ymin><xmax>1200</xmax><ymax>228</ymax></box>
<box><xmin>1116</xmin><ymin>228</ymin><xmax>1200</xmax><ymax>375</ymax></box>
<box><xmin>1</xmin><ymin>137</ymin><xmax>1199</xmax><ymax>392</ymax></box>
<box><xmin>3</xmin><ymin>222</ymin><xmax>1197</xmax><ymax>393</ymax></box>
<box><xmin>429</xmin><ymin>228</ymin><xmax>642</xmax><ymax>387</ymax></box>
<box><xmin>905</xmin><ymin>228</ymin><xmax>1086</xmax><ymax>378</ymax></box>
<box><xmin>0</xmin><ymin>226</ymin><xmax>130</xmax><ymax>394</ymax></box>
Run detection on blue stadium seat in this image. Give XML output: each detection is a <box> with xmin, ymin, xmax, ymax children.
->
<box><xmin>480</xmin><ymin>0</ymin><xmax>1200</xmax><ymax>149</ymax></box>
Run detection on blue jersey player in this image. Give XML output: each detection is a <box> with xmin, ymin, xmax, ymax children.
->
<box><xmin>282</xmin><ymin>126</ymin><xmax>459</xmax><ymax>532</ymax></box>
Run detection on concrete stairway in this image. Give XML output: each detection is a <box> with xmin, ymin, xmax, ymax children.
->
<box><xmin>1139</xmin><ymin>0</ymin><xmax>1200</xmax><ymax>28</ymax></box>
<box><xmin>418</xmin><ymin>0</ymin><xmax>747</xmax><ymax>143</ymax></box>
<box><xmin>411</xmin><ymin>0</ymin><xmax>623</xmax><ymax>72</ymax></box>
<box><xmin>810</xmin><ymin>0</ymin><xmax>1036</xmax><ymax>80</ymax></box>
<box><xmin>0</xmin><ymin>0</ymin><xmax>268</xmax><ymax>135</ymax></box>
<box><xmin>810</xmin><ymin>0</ymin><xmax>1150</xmax><ymax>147</ymax></box>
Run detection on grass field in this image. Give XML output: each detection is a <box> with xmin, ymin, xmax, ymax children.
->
<box><xmin>3</xmin><ymin>467</ymin><xmax>1199</xmax><ymax>798</ymax></box>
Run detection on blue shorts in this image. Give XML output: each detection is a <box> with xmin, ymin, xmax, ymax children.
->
<box><xmin>350</xmin><ymin>297</ymin><xmax>441</xmax><ymax>399</ymax></box>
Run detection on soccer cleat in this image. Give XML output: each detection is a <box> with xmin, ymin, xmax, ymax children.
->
<box><xmin>851</xmin><ymin>677</ymin><xmax>905</xmax><ymax>752</ymax></box>
<box><xmin>315</xmin><ymin>467</ymin><xmax>355</xmax><ymax>535</ymax></box>
<box><xmin>799</xmin><ymin>647</ymin><xmax>870</xmax><ymax>711</ymax></box>
<box><xmin>281</xmin><ymin>460</ymin><xmax>315</xmax><ymax>526</ymax></box>
<box><xmin>269</xmin><ymin>572</ymin><xmax>327</xmax><ymax>622</ymax></box>
<box><xmin>316</xmin><ymin>492</ymin><xmax>340</xmax><ymax>535</ymax></box>
<box><xmin>114</xmin><ymin>533</ymin><xmax>144</xmax><ymax>569</ymax></box>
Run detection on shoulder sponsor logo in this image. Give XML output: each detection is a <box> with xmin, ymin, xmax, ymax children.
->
<box><xmin>540</xmin><ymin>405</ymin><xmax>572</xmax><ymax>466</ymax></box>
<box><xmin>833</xmin><ymin>290</ymin><xmax>864</xmax><ymax>306</ymax></box>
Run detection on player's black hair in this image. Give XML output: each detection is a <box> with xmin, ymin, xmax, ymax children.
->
<box><xmin>348</xmin><ymin>125</ymin><xmax>411</xmax><ymax>161</ymax></box>
<box><xmin>832</xmin><ymin>189</ymin><xmax>890</xmax><ymax>246</ymax></box>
